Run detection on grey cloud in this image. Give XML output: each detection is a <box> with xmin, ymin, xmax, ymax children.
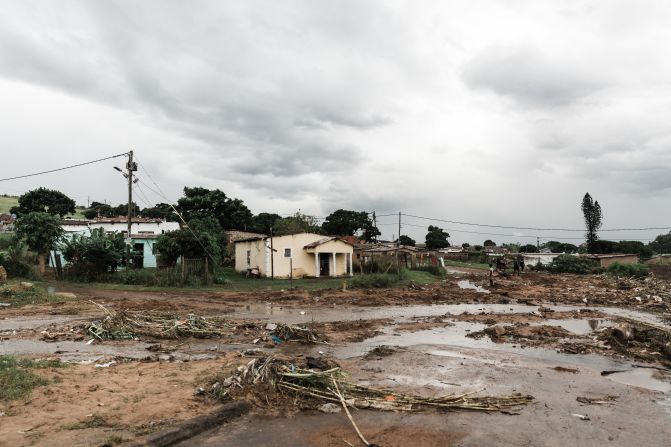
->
<box><xmin>462</xmin><ymin>45</ymin><xmax>605</xmax><ymax>107</ymax></box>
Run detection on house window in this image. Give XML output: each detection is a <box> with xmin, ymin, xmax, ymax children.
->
<box><xmin>284</xmin><ymin>248</ymin><xmax>292</xmax><ymax>258</ymax></box>
<box><xmin>246</xmin><ymin>250</ymin><xmax>251</xmax><ymax>267</ymax></box>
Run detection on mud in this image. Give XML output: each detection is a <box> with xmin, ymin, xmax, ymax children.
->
<box><xmin>1</xmin><ymin>270</ymin><xmax>671</xmax><ymax>446</ymax></box>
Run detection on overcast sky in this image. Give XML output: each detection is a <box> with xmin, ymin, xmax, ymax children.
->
<box><xmin>1</xmin><ymin>0</ymin><xmax>671</xmax><ymax>244</ymax></box>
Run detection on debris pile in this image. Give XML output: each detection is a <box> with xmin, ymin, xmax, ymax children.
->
<box><xmin>270</xmin><ymin>323</ymin><xmax>323</xmax><ymax>344</ymax></box>
<box><xmin>210</xmin><ymin>355</ymin><xmax>534</xmax><ymax>413</ymax></box>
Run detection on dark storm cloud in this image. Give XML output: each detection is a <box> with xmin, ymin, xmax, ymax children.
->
<box><xmin>462</xmin><ymin>45</ymin><xmax>606</xmax><ymax>107</ymax></box>
<box><xmin>0</xmin><ymin>0</ymin><xmax>395</xmax><ymax>191</ymax></box>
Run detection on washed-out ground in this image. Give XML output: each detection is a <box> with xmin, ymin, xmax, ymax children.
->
<box><xmin>1</xmin><ymin>270</ymin><xmax>670</xmax><ymax>446</ymax></box>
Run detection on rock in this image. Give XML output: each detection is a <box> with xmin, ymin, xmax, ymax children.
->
<box><xmin>54</xmin><ymin>292</ymin><xmax>76</xmax><ymax>299</ymax></box>
<box><xmin>318</xmin><ymin>403</ymin><xmax>341</xmax><ymax>414</ymax></box>
<box><xmin>0</xmin><ymin>266</ymin><xmax>7</xmax><ymax>284</ymax></box>
<box><xmin>19</xmin><ymin>281</ymin><xmax>33</xmax><ymax>289</ymax></box>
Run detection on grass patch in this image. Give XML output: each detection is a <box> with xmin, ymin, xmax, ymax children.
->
<box><xmin>607</xmin><ymin>262</ymin><xmax>649</xmax><ymax>279</ymax></box>
<box><xmin>0</xmin><ymin>355</ymin><xmax>65</xmax><ymax>401</ymax></box>
<box><xmin>412</xmin><ymin>264</ymin><xmax>446</xmax><ymax>277</ymax></box>
<box><xmin>0</xmin><ymin>282</ymin><xmax>73</xmax><ymax>307</ymax></box>
<box><xmin>63</xmin><ymin>414</ymin><xmax>113</xmax><ymax>430</ymax></box>
<box><xmin>443</xmin><ymin>260</ymin><xmax>490</xmax><ymax>270</ymax></box>
<box><xmin>0</xmin><ymin>195</ymin><xmax>18</xmax><ymax>214</ymax></box>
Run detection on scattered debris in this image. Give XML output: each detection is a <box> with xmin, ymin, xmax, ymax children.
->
<box><xmin>572</xmin><ymin>413</ymin><xmax>591</xmax><ymax>421</ymax></box>
<box><xmin>209</xmin><ymin>355</ymin><xmax>534</xmax><ymax>413</ymax></box>
<box><xmin>552</xmin><ymin>366</ymin><xmax>580</xmax><ymax>374</ymax></box>
<box><xmin>94</xmin><ymin>361</ymin><xmax>116</xmax><ymax>368</ymax></box>
<box><xmin>271</xmin><ymin>323</ymin><xmax>324</xmax><ymax>344</ymax></box>
<box><xmin>364</xmin><ymin>345</ymin><xmax>397</xmax><ymax>359</ymax></box>
<box><xmin>576</xmin><ymin>395</ymin><xmax>618</xmax><ymax>405</ymax></box>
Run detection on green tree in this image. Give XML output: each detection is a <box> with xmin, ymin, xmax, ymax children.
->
<box><xmin>397</xmin><ymin>235</ymin><xmax>416</xmax><ymax>246</ymax></box>
<box><xmin>425</xmin><ymin>226</ymin><xmax>450</xmax><ymax>249</ymax></box>
<box><xmin>83</xmin><ymin>201</ymin><xmax>112</xmax><ymax>219</ymax></box>
<box><xmin>649</xmin><ymin>232</ymin><xmax>671</xmax><ymax>254</ymax></box>
<box><xmin>154</xmin><ymin>228</ymin><xmax>221</xmax><ymax>266</ymax></box>
<box><xmin>483</xmin><ymin>239</ymin><xmax>496</xmax><ymax>247</ymax></box>
<box><xmin>177</xmin><ymin>187</ymin><xmax>252</xmax><ymax>230</ymax></box>
<box><xmin>581</xmin><ymin>192</ymin><xmax>603</xmax><ymax>253</ymax></box>
<box><xmin>250</xmin><ymin>213</ymin><xmax>282</xmax><ymax>234</ymax></box>
<box><xmin>543</xmin><ymin>241</ymin><xmax>579</xmax><ymax>254</ymax></box>
<box><xmin>520</xmin><ymin>244</ymin><xmax>538</xmax><ymax>253</ymax></box>
<box><xmin>615</xmin><ymin>240</ymin><xmax>653</xmax><ymax>260</ymax></box>
<box><xmin>15</xmin><ymin>212</ymin><xmax>64</xmax><ymax>273</ymax></box>
<box><xmin>462</xmin><ymin>243</ymin><xmax>470</xmax><ymax>249</ymax></box>
<box><xmin>139</xmin><ymin>203</ymin><xmax>177</xmax><ymax>221</ymax></box>
<box><xmin>58</xmin><ymin>228</ymin><xmax>125</xmax><ymax>278</ymax></box>
<box><xmin>11</xmin><ymin>188</ymin><xmax>75</xmax><ymax>217</ymax></box>
<box><xmin>273</xmin><ymin>213</ymin><xmax>322</xmax><ymax>236</ymax></box>
<box><xmin>321</xmin><ymin>209</ymin><xmax>380</xmax><ymax>241</ymax></box>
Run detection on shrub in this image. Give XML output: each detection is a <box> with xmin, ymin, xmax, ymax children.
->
<box><xmin>607</xmin><ymin>262</ymin><xmax>649</xmax><ymax>279</ymax></box>
<box><xmin>548</xmin><ymin>255</ymin><xmax>598</xmax><ymax>274</ymax></box>
<box><xmin>350</xmin><ymin>273</ymin><xmax>396</xmax><ymax>289</ymax></box>
<box><xmin>0</xmin><ymin>241</ymin><xmax>39</xmax><ymax>279</ymax></box>
<box><xmin>413</xmin><ymin>264</ymin><xmax>446</xmax><ymax>277</ymax></box>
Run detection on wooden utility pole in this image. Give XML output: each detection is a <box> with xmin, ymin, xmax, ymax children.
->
<box><xmin>270</xmin><ymin>227</ymin><xmax>274</xmax><ymax>280</ymax></box>
<box><xmin>397</xmin><ymin>211</ymin><xmax>401</xmax><ymax>276</ymax></box>
<box><xmin>126</xmin><ymin>150</ymin><xmax>136</xmax><ymax>267</ymax></box>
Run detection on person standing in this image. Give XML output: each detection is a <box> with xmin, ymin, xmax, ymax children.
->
<box><xmin>520</xmin><ymin>258</ymin><xmax>525</xmax><ymax>272</ymax></box>
<box><xmin>489</xmin><ymin>263</ymin><xmax>494</xmax><ymax>286</ymax></box>
<box><xmin>513</xmin><ymin>258</ymin><xmax>520</xmax><ymax>276</ymax></box>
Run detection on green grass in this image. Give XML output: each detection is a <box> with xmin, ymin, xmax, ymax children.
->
<box><xmin>0</xmin><ymin>282</ymin><xmax>75</xmax><ymax>307</ymax></box>
<box><xmin>63</xmin><ymin>414</ymin><xmax>114</xmax><ymax>430</ymax></box>
<box><xmin>0</xmin><ymin>195</ymin><xmax>18</xmax><ymax>214</ymax></box>
<box><xmin>49</xmin><ymin>267</ymin><xmax>442</xmax><ymax>293</ymax></box>
<box><xmin>0</xmin><ymin>194</ymin><xmax>85</xmax><ymax>217</ymax></box>
<box><xmin>0</xmin><ymin>355</ymin><xmax>65</xmax><ymax>401</ymax></box>
<box><xmin>443</xmin><ymin>259</ymin><xmax>490</xmax><ymax>270</ymax></box>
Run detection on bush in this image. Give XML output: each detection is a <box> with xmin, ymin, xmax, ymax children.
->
<box><xmin>350</xmin><ymin>270</ymin><xmax>406</xmax><ymax>289</ymax></box>
<box><xmin>350</xmin><ymin>273</ymin><xmax>396</xmax><ymax>289</ymax></box>
<box><xmin>607</xmin><ymin>262</ymin><xmax>649</xmax><ymax>279</ymax></box>
<box><xmin>0</xmin><ymin>241</ymin><xmax>39</xmax><ymax>279</ymax></box>
<box><xmin>354</xmin><ymin>258</ymin><xmax>402</xmax><ymax>275</ymax></box>
<box><xmin>412</xmin><ymin>264</ymin><xmax>446</xmax><ymax>277</ymax></box>
<box><xmin>547</xmin><ymin>255</ymin><xmax>598</xmax><ymax>274</ymax></box>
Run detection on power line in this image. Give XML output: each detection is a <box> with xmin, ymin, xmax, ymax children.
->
<box><xmin>0</xmin><ymin>152</ymin><xmax>129</xmax><ymax>182</ymax></box>
<box><xmin>401</xmin><ymin>213</ymin><xmax>670</xmax><ymax>233</ymax></box>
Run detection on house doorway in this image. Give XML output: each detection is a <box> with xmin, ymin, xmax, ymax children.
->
<box><xmin>319</xmin><ymin>253</ymin><xmax>330</xmax><ymax>277</ymax></box>
<box><xmin>132</xmin><ymin>243</ymin><xmax>145</xmax><ymax>269</ymax></box>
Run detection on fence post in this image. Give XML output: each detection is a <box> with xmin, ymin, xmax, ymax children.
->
<box><xmin>204</xmin><ymin>256</ymin><xmax>210</xmax><ymax>284</ymax></box>
<box><xmin>181</xmin><ymin>256</ymin><xmax>186</xmax><ymax>285</ymax></box>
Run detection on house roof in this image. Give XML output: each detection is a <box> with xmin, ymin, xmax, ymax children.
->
<box><xmin>303</xmin><ymin>236</ymin><xmax>354</xmax><ymax>249</ymax></box>
<box><xmin>586</xmin><ymin>253</ymin><xmax>638</xmax><ymax>259</ymax></box>
<box><xmin>93</xmin><ymin>216</ymin><xmax>166</xmax><ymax>224</ymax></box>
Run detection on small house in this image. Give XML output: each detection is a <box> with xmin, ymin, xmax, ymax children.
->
<box><xmin>234</xmin><ymin>232</ymin><xmax>353</xmax><ymax>278</ymax></box>
<box><xmin>586</xmin><ymin>254</ymin><xmax>639</xmax><ymax>268</ymax></box>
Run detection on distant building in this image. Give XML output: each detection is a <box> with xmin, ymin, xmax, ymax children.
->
<box><xmin>585</xmin><ymin>253</ymin><xmax>639</xmax><ymax>268</ymax></box>
<box><xmin>234</xmin><ymin>232</ymin><xmax>353</xmax><ymax>278</ymax></box>
<box><xmin>0</xmin><ymin>213</ymin><xmax>15</xmax><ymax>233</ymax></box>
<box><xmin>56</xmin><ymin>217</ymin><xmax>180</xmax><ymax>269</ymax></box>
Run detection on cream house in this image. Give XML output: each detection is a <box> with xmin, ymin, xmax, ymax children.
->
<box><xmin>234</xmin><ymin>232</ymin><xmax>354</xmax><ymax>278</ymax></box>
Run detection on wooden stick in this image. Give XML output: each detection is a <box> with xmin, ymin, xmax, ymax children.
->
<box><xmin>332</xmin><ymin>378</ymin><xmax>371</xmax><ymax>447</ymax></box>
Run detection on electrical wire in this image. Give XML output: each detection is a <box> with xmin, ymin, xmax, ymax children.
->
<box><xmin>0</xmin><ymin>152</ymin><xmax>129</xmax><ymax>182</ymax></box>
<box><xmin>401</xmin><ymin>212</ymin><xmax>670</xmax><ymax>233</ymax></box>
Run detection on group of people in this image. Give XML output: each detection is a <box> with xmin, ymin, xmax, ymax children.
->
<box><xmin>489</xmin><ymin>256</ymin><xmax>525</xmax><ymax>286</ymax></box>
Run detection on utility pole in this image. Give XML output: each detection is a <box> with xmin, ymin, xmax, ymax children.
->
<box><xmin>126</xmin><ymin>150</ymin><xmax>136</xmax><ymax>267</ymax></box>
<box><xmin>372</xmin><ymin>212</ymin><xmax>377</xmax><ymax>243</ymax></box>
<box><xmin>537</xmin><ymin>236</ymin><xmax>540</xmax><ymax>251</ymax></box>
<box><xmin>397</xmin><ymin>211</ymin><xmax>401</xmax><ymax>276</ymax></box>
<box><xmin>270</xmin><ymin>226</ymin><xmax>274</xmax><ymax>280</ymax></box>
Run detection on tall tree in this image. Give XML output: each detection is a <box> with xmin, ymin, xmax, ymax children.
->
<box><xmin>649</xmin><ymin>232</ymin><xmax>671</xmax><ymax>254</ymax></box>
<box><xmin>273</xmin><ymin>213</ymin><xmax>322</xmax><ymax>236</ymax></box>
<box><xmin>425</xmin><ymin>225</ymin><xmax>450</xmax><ymax>249</ymax></box>
<box><xmin>11</xmin><ymin>188</ymin><xmax>75</xmax><ymax>217</ymax></box>
<box><xmin>321</xmin><ymin>210</ymin><xmax>375</xmax><ymax>237</ymax></box>
<box><xmin>581</xmin><ymin>193</ymin><xmax>603</xmax><ymax>253</ymax></box>
<box><xmin>140</xmin><ymin>203</ymin><xmax>177</xmax><ymax>221</ymax></box>
<box><xmin>397</xmin><ymin>235</ymin><xmax>416</xmax><ymax>246</ymax></box>
<box><xmin>250</xmin><ymin>213</ymin><xmax>282</xmax><ymax>234</ymax></box>
<box><xmin>15</xmin><ymin>212</ymin><xmax>64</xmax><ymax>273</ymax></box>
<box><xmin>177</xmin><ymin>187</ymin><xmax>252</xmax><ymax>230</ymax></box>
<box><xmin>483</xmin><ymin>239</ymin><xmax>496</xmax><ymax>247</ymax></box>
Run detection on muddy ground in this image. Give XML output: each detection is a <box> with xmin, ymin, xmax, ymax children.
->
<box><xmin>1</xmin><ymin>270</ymin><xmax>670</xmax><ymax>446</ymax></box>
